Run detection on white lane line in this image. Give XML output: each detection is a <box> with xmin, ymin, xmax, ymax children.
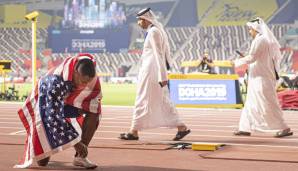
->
<box><xmin>99</xmin><ymin>122</ymin><xmax>238</xmax><ymax>128</ymax></box>
<box><xmin>215</xmin><ymin>143</ymin><xmax>298</xmax><ymax>149</ymax></box>
<box><xmin>0</xmin><ymin>115</ymin><xmax>19</xmax><ymax>117</ymax></box>
<box><xmin>95</xmin><ymin>130</ymin><xmax>298</xmax><ymax>142</ymax></box>
<box><xmin>101</xmin><ymin>117</ymin><xmax>132</xmax><ymax>120</ymax></box>
<box><xmin>0</xmin><ymin>126</ymin><xmax>23</xmax><ymax>129</ymax></box>
<box><xmin>90</xmin><ymin>138</ymin><xmax>298</xmax><ymax>149</ymax></box>
<box><xmin>9</xmin><ymin>130</ymin><xmax>26</xmax><ymax>135</ymax></box>
<box><xmin>99</xmin><ymin>122</ymin><xmax>298</xmax><ymax>129</ymax></box>
<box><xmin>7</xmin><ymin>129</ymin><xmax>297</xmax><ymax>142</ymax></box>
<box><xmin>0</xmin><ymin>101</ymin><xmax>23</xmax><ymax>105</ymax></box>
<box><xmin>98</xmin><ymin>125</ymin><xmax>297</xmax><ymax>132</ymax></box>
<box><xmin>1</xmin><ymin>117</ymin><xmax>298</xmax><ymax>126</ymax></box>
<box><xmin>0</xmin><ymin>118</ymin><xmax>20</xmax><ymax>120</ymax></box>
<box><xmin>0</xmin><ymin>121</ymin><xmax>21</xmax><ymax>124</ymax></box>
<box><xmin>1</xmin><ymin>135</ymin><xmax>297</xmax><ymax>150</ymax></box>
<box><xmin>4</xmin><ymin>131</ymin><xmax>298</xmax><ymax>149</ymax></box>
<box><xmin>98</xmin><ymin>126</ymin><xmax>236</xmax><ymax>132</ymax></box>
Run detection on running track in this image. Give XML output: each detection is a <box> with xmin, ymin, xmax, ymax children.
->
<box><xmin>0</xmin><ymin>102</ymin><xmax>298</xmax><ymax>171</ymax></box>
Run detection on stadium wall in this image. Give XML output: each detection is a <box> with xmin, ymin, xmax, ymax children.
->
<box><xmin>167</xmin><ymin>0</ymin><xmax>198</xmax><ymax>27</ymax></box>
<box><xmin>269</xmin><ymin>0</ymin><xmax>298</xmax><ymax>24</ymax></box>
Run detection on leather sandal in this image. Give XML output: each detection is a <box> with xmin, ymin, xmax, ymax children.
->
<box><xmin>119</xmin><ymin>133</ymin><xmax>139</xmax><ymax>140</ymax></box>
<box><xmin>275</xmin><ymin>130</ymin><xmax>293</xmax><ymax>138</ymax></box>
<box><xmin>233</xmin><ymin>130</ymin><xmax>251</xmax><ymax>136</ymax></box>
<box><xmin>173</xmin><ymin>129</ymin><xmax>191</xmax><ymax>141</ymax></box>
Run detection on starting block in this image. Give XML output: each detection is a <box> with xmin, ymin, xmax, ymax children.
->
<box><xmin>168</xmin><ymin>142</ymin><xmax>225</xmax><ymax>151</ymax></box>
<box><xmin>191</xmin><ymin>142</ymin><xmax>225</xmax><ymax>151</ymax></box>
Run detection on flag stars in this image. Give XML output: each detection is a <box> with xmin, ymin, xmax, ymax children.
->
<box><xmin>51</xmin><ymin>89</ymin><xmax>56</xmax><ymax>94</ymax></box>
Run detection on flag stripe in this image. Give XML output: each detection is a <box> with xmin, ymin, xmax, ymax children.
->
<box><xmin>18</xmin><ymin>105</ymin><xmax>34</xmax><ymax>168</ymax></box>
<box><xmin>18</xmin><ymin>108</ymin><xmax>30</xmax><ymax>134</ymax></box>
<box><xmin>82</xmin><ymin>79</ymin><xmax>101</xmax><ymax>112</ymax></box>
<box><xmin>34</xmin><ymin>98</ymin><xmax>52</xmax><ymax>153</ymax></box>
<box><xmin>26</xmin><ymin>101</ymin><xmax>44</xmax><ymax>156</ymax></box>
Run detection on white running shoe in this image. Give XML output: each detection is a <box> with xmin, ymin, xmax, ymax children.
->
<box><xmin>73</xmin><ymin>157</ymin><xmax>98</xmax><ymax>169</ymax></box>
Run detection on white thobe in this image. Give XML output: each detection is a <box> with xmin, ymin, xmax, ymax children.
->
<box><xmin>235</xmin><ymin>34</ymin><xmax>289</xmax><ymax>132</ymax></box>
<box><xmin>131</xmin><ymin>26</ymin><xmax>184</xmax><ymax>131</ymax></box>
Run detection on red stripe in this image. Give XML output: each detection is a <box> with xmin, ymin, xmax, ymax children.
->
<box><xmin>64</xmin><ymin>89</ymin><xmax>82</xmax><ymax>106</ymax></box>
<box><xmin>18</xmin><ymin>109</ymin><xmax>30</xmax><ymax>134</ymax></box>
<box><xmin>18</xmin><ymin>102</ymin><xmax>32</xmax><ymax>165</ymax></box>
<box><xmin>82</xmin><ymin>79</ymin><xmax>101</xmax><ymax>113</ymax></box>
<box><xmin>97</xmin><ymin>80</ymin><xmax>102</xmax><ymax>114</ymax></box>
<box><xmin>26</xmin><ymin>102</ymin><xmax>44</xmax><ymax>156</ymax></box>
<box><xmin>67</xmin><ymin>58</ymin><xmax>77</xmax><ymax>81</ymax></box>
<box><xmin>76</xmin><ymin>116</ymin><xmax>84</xmax><ymax>128</ymax></box>
<box><xmin>17</xmin><ymin>109</ymin><xmax>30</xmax><ymax>164</ymax></box>
<box><xmin>60</xmin><ymin>57</ymin><xmax>72</xmax><ymax>80</ymax></box>
<box><xmin>78</xmin><ymin>53</ymin><xmax>94</xmax><ymax>61</ymax></box>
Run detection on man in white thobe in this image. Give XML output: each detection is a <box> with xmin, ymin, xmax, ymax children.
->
<box><xmin>120</xmin><ymin>8</ymin><xmax>190</xmax><ymax>141</ymax></box>
<box><xmin>233</xmin><ymin>17</ymin><xmax>293</xmax><ymax>137</ymax></box>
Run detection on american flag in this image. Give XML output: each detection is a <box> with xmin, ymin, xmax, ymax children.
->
<box><xmin>14</xmin><ymin>54</ymin><xmax>102</xmax><ymax>168</ymax></box>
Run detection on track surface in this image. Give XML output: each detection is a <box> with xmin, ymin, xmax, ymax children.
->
<box><xmin>0</xmin><ymin>103</ymin><xmax>298</xmax><ymax>171</ymax></box>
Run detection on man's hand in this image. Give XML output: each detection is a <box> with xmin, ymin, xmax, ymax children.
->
<box><xmin>159</xmin><ymin>80</ymin><xmax>168</xmax><ymax>87</ymax></box>
<box><xmin>74</xmin><ymin>142</ymin><xmax>88</xmax><ymax>158</ymax></box>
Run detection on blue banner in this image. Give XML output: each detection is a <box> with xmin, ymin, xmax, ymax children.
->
<box><xmin>47</xmin><ymin>25</ymin><xmax>130</xmax><ymax>53</ymax></box>
<box><xmin>169</xmin><ymin>79</ymin><xmax>237</xmax><ymax>105</ymax></box>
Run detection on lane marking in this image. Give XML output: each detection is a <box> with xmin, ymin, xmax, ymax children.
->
<box><xmin>9</xmin><ymin>130</ymin><xmax>26</xmax><ymax>135</ymax></box>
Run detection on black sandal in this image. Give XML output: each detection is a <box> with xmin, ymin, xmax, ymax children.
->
<box><xmin>233</xmin><ymin>130</ymin><xmax>251</xmax><ymax>136</ymax></box>
<box><xmin>119</xmin><ymin>133</ymin><xmax>139</xmax><ymax>140</ymax></box>
<box><xmin>275</xmin><ymin>130</ymin><xmax>293</xmax><ymax>138</ymax></box>
<box><xmin>173</xmin><ymin>129</ymin><xmax>191</xmax><ymax>141</ymax></box>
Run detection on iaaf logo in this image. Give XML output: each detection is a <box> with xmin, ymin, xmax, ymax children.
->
<box><xmin>178</xmin><ymin>84</ymin><xmax>227</xmax><ymax>101</ymax></box>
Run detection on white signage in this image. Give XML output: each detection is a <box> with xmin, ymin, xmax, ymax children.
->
<box><xmin>178</xmin><ymin>84</ymin><xmax>227</xmax><ymax>101</ymax></box>
<box><xmin>72</xmin><ymin>39</ymin><xmax>106</xmax><ymax>51</ymax></box>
